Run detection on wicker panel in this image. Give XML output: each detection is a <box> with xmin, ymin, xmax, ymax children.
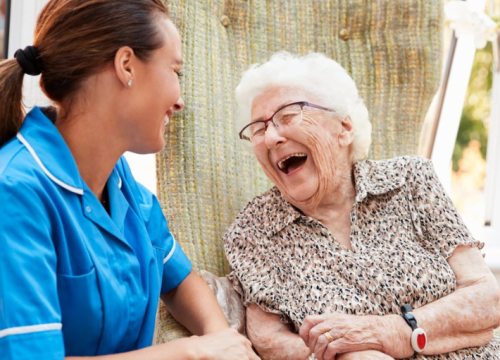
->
<box><xmin>155</xmin><ymin>0</ymin><xmax>443</xmax><ymax>343</ymax></box>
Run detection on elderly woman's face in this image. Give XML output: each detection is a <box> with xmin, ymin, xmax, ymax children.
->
<box><xmin>250</xmin><ymin>87</ymin><xmax>353</xmax><ymax>205</ymax></box>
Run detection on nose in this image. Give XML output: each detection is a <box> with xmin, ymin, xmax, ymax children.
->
<box><xmin>173</xmin><ymin>96</ymin><xmax>185</xmax><ymax>112</ymax></box>
<box><xmin>264</xmin><ymin>122</ymin><xmax>287</xmax><ymax>149</ymax></box>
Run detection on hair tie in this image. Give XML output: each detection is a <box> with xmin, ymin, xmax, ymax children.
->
<box><xmin>14</xmin><ymin>46</ymin><xmax>42</xmax><ymax>76</ymax></box>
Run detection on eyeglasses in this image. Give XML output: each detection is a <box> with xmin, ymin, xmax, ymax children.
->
<box><xmin>239</xmin><ymin>101</ymin><xmax>335</xmax><ymax>143</ymax></box>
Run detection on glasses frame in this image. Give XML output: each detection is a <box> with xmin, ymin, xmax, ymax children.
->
<box><xmin>238</xmin><ymin>101</ymin><xmax>334</xmax><ymax>142</ymax></box>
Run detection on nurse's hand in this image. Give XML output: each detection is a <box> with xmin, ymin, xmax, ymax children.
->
<box><xmin>66</xmin><ymin>328</ymin><xmax>259</xmax><ymax>360</ymax></box>
<box><xmin>189</xmin><ymin>328</ymin><xmax>260</xmax><ymax>360</ymax></box>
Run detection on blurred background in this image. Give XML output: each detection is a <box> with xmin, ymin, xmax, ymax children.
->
<box><xmin>450</xmin><ymin>27</ymin><xmax>491</xmax><ymax>231</ymax></box>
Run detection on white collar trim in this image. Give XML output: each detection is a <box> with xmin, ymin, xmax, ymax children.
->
<box><xmin>17</xmin><ymin>133</ymin><xmax>84</xmax><ymax>195</ymax></box>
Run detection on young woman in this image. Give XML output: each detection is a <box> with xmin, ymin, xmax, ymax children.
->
<box><xmin>0</xmin><ymin>1</ymin><xmax>258</xmax><ymax>359</ymax></box>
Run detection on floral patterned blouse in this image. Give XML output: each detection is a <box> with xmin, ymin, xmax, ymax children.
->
<box><xmin>224</xmin><ymin>156</ymin><xmax>499</xmax><ymax>359</ymax></box>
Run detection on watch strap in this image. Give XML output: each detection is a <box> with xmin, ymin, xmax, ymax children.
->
<box><xmin>400</xmin><ymin>304</ymin><xmax>427</xmax><ymax>353</ymax></box>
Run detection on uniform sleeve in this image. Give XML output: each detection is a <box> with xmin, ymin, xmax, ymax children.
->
<box><xmin>408</xmin><ymin>158</ymin><xmax>481</xmax><ymax>259</ymax></box>
<box><xmin>134</xmin><ymin>182</ymin><xmax>192</xmax><ymax>294</ymax></box>
<box><xmin>0</xmin><ymin>177</ymin><xmax>64</xmax><ymax>360</ymax></box>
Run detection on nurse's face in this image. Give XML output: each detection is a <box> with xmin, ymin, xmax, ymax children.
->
<box><xmin>124</xmin><ymin>17</ymin><xmax>184</xmax><ymax>154</ymax></box>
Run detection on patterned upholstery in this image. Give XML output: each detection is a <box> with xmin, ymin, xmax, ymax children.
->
<box><xmin>154</xmin><ymin>0</ymin><xmax>443</xmax><ymax>342</ymax></box>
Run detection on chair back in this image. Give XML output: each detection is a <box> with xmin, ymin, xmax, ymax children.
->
<box><xmin>155</xmin><ymin>0</ymin><xmax>443</xmax><ymax>342</ymax></box>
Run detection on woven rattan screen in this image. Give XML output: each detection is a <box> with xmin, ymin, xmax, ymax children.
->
<box><xmin>155</xmin><ymin>0</ymin><xmax>443</xmax><ymax>341</ymax></box>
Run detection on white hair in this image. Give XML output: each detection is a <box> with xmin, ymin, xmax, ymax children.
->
<box><xmin>235</xmin><ymin>51</ymin><xmax>372</xmax><ymax>163</ymax></box>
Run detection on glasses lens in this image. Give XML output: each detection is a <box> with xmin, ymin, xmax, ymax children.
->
<box><xmin>242</xmin><ymin>122</ymin><xmax>266</xmax><ymax>142</ymax></box>
<box><xmin>274</xmin><ymin>104</ymin><xmax>302</xmax><ymax>127</ymax></box>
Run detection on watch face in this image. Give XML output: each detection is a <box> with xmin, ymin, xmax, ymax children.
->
<box><xmin>411</xmin><ymin>328</ymin><xmax>427</xmax><ymax>352</ymax></box>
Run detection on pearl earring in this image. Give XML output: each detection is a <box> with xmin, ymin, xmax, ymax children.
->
<box><xmin>127</xmin><ymin>79</ymin><xmax>133</xmax><ymax>87</ymax></box>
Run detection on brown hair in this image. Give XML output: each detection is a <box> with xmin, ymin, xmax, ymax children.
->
<box><xmin>0</xmin><ymin>0</ymin><xmax>169</xmax><ymax>147</ymax></box>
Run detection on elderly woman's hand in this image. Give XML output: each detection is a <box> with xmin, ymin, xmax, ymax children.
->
<box><xmin>300</xmin><ymin>245</ymin><xmax>500</xmax><ymax>360</ymax></box>
<box><xmin>337</xmin><ymin>350</ymin><xmax>394</xmax><ymax>360</ymax></box>
<box><xmin>299</xmin><ymin>312</ymin><xmax>412</xmax><ymax>360</ymax></box>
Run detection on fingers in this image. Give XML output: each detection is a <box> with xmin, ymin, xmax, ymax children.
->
<box><xmin>239</xmin><ymin>334</ymin><xmax>260</xmax><ymax>360</ymax></box>
<box><xmin>232</xmin><ymin>329</ymin><xmax>260</xmax><ymax>360</ymax></box>
<box><xmin>318</xmin><ymin>338</ymin><xmax>366</xmax><ymax>360</ymax></box>
<box><xmin>321</xmin><ymin>338</ymin><xmax>375</xmax><ymax>360</ymax></box>
<box><xmin>312</xmin><ymin>330</ymin><xmax>359</xmax><ymax>360</ymax></box>
<box><xmin>337</xmin><ymin>350</ymin><xmax>394</xmax><ymax>360</ymax></box>
<box><xmin>308</xmin><ymin>323</ymin><xmax>337</xmax><ymax>354</ymax></box>
<box><xmin>318</xmin><ymin>330</ymin><xmax>363</xmax><ymax>360</ymax></box>
<box><xmin>323</xmin><ymin>332</ymin><xmax>334</xmax><ymax>343</ymax></box>
<box><xmin>300</xmin><ymin>315</ymin><xmax>327</xmax><ymax>347</ymax></box>
<box><xmin>301</xmin><ymin>314</ymin><xmax>393</xmax><ymax>360</ymax></box>
<box><xmin>323</xmin><ymin>340</ymin><xmax>341</xmax><ymax>360</ymax></box>
<box><xmin>217</xmin><ymin>328</ymin><xmax>260</xmax><ymax>360</ymax></box>
<box><xmin>313</xmin><ymin>332</ymin><xmax>335</xmax><ymax>360</ymax></box>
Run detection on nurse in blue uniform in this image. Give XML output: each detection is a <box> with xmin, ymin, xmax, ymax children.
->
<box><xmin>0</xmin><ymin>1</ymin><xmax>259</xmax><ymax>359</ymax></box>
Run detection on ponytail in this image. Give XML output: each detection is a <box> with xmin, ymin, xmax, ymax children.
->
<box><xmin>0</xmin><ymin>59</ymin><xmax>25</xmax><ymax>147</ymax></box>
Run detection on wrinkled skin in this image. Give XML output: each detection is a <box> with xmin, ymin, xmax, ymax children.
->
<box><xmin>245</xmin><ymin>87</ymin><xmax>500</xmax><ymax>360</ymax></box>
<box><xmin>250</xmin><ymin>87</ymin><xmax>356</xmax><ymax>218</ymax></box>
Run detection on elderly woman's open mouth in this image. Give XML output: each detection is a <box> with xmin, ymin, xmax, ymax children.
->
<box><xmin>277</xmin><ymin>153</ymin><xmax>307</xmax><ymax>174</ymax></box>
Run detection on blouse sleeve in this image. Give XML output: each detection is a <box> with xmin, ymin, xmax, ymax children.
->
<box><xmin>407</xmin><ymin>158</ymin><xmax>482</xmax><ymax>259</ymax></box>
<box><xmin>223</xmin><ymin>205</ymin><xmax>286</xmax><ymax>321</ymax></box>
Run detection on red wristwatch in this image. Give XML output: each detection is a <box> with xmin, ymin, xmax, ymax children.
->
<box><xmin>401</xmin><ymin>304</ymin><xmax>427</xmax><ymax>353</ymax></box>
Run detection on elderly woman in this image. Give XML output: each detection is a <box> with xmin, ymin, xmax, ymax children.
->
<box><xmin>224</xmin><ymin>52</ymin><xmax>500</xmax><ymax>360</ymax></box>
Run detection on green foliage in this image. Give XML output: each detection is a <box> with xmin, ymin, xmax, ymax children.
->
<box><xmin>452</xmin><ymin>43</ymin><xmax>493</xmax><ymax>171</ymax></box>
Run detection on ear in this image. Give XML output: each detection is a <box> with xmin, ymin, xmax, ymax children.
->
<box><xmin>338</xmin><ymin>115</ymin><xmax>355</xmax><ymax>148</ymax></box>
<box><xmin>114</xmin><ymin>46</ymin><xmax>135</xmax><ymax>88</ymax></box>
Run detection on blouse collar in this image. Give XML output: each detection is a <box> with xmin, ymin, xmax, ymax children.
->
<box><xmin>267</xmin><ymin>157</ymin><xmax>410</xmax><ymax>236</ymax></box>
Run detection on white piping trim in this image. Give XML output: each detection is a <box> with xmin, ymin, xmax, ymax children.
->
<box><xmin>17</xmin><ymin>133</ymin><xmax>84</xmax><ymax>195</ymax></box>
<box><xmin>112</xmin><ymin>169</ymin><xmax>123</xmax><ymax>189</ymax></box>
<box><xmin>163</xmin><ymin>240</ymin><xmax>177</xmax><ymax>264</ymax></box>
<box><xmin>0</xmin><ymin>323</ymin><xmax>62</xmax><ymax>339</ymax></box>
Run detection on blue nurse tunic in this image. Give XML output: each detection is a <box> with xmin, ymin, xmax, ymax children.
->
<box><xmin>0</xmin><ymin>107</ymin><xmax>192</xmax><ymax>359</ymax></box>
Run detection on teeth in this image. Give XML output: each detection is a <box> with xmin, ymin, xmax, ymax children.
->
<box><xmin>277</xmin><ymin>153</ymin><xmax>307</xmax><ymax>169</ymax></box>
